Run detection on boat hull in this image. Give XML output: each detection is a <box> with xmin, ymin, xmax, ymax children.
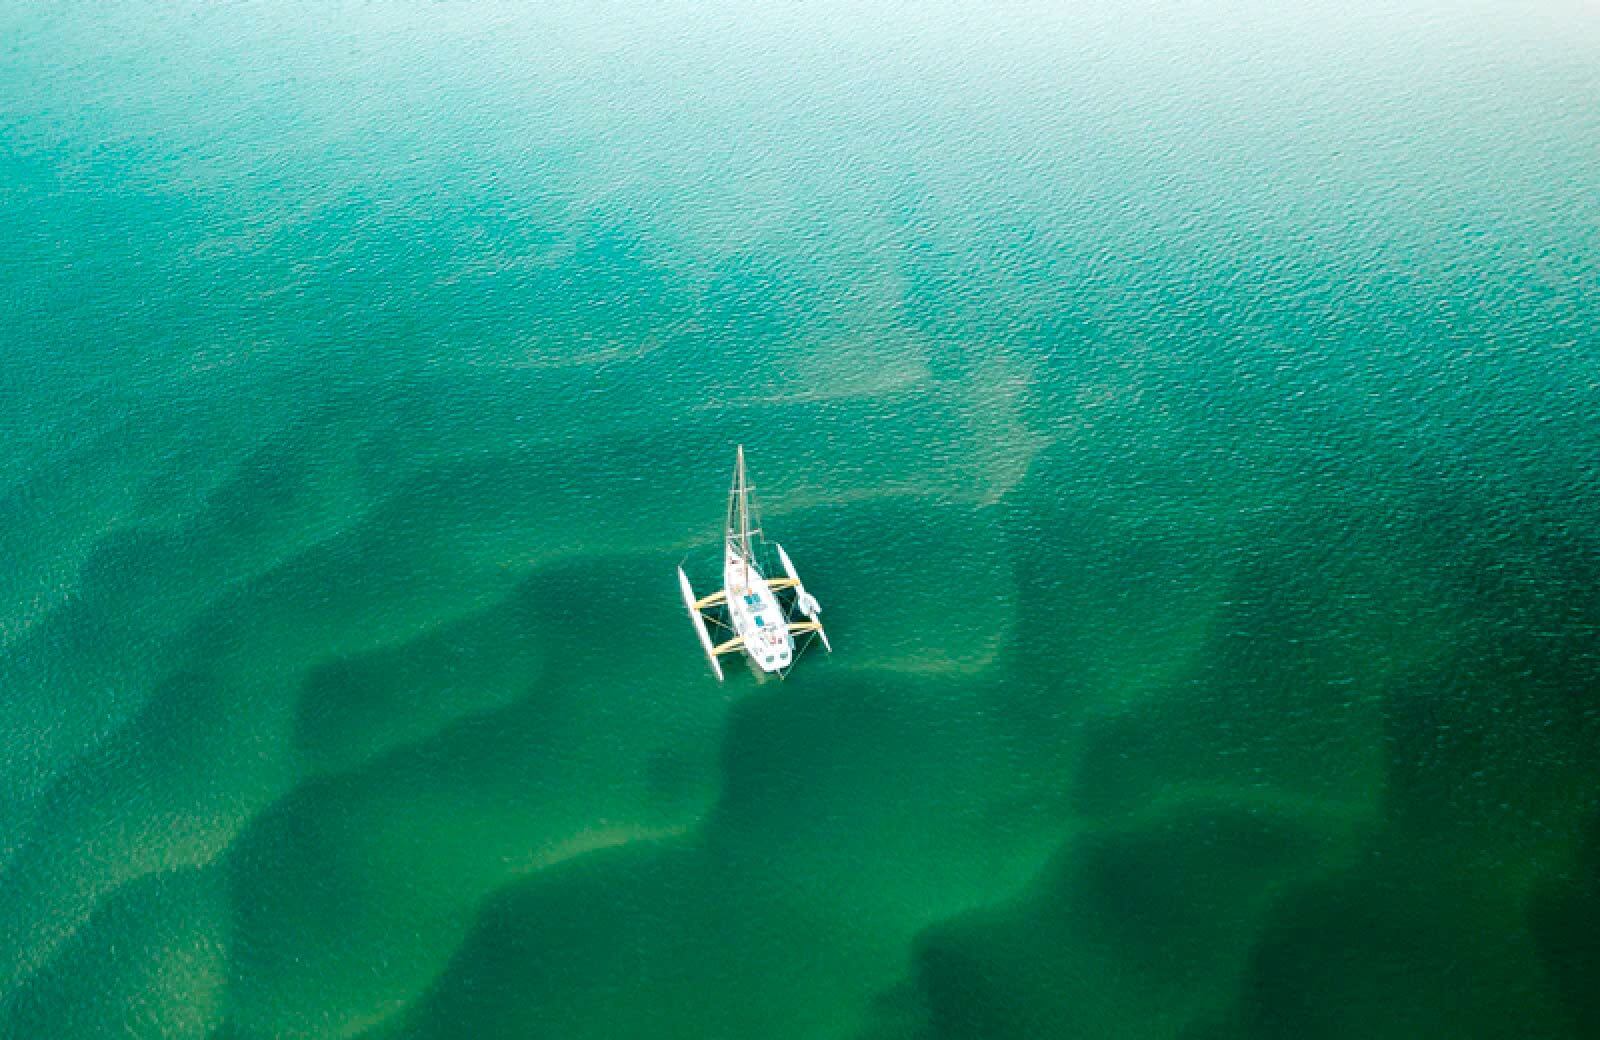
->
<box><xmin>723</xmin><ymin>546</ymin><xmax>792</xmax><ymax>672</ymax></box>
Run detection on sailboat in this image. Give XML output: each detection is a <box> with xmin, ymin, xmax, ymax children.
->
<box><xmin>677</xmin><ymin>446</ymin><xmax>831</xmax><ymax>680</ymax></box>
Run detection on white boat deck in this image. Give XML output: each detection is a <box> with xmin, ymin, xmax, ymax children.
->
<box><xmin>725</xmin><ymin>549</ymin><xmax>792</xmax><ymax>672</ymax></box>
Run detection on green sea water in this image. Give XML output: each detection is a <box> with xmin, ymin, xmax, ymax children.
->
<box><xmin>3</xmin><ymin>1</ymin><xmax>1599</xmax><ymax>1037</ymax></box>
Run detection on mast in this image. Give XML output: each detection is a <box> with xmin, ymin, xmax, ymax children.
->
<box><xmin>726</xmin><ymin>445</ymin><xmax>753</xmax><ymax>571</ymax></box>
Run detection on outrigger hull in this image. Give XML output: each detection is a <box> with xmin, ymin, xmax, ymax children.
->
<box><xmin>776</xmin><ymin>542</ymin><xmax>830</xmax><ymax>652</ymax></box>
<box><xmin>678</xmin><ymin>566</ymin><xmax>724</xmax><ymax>680</ymax></box>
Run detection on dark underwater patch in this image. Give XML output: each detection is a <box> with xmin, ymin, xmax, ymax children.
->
<box><xmin>863</xmin><ymin>800</ymin><xmax>1351</xmax><ymax>1040</ymax></box>
<box><xmin>1230</xmin><ymin>863</ymin><xmax>1569</xmax><ymax>1040</ymax></box>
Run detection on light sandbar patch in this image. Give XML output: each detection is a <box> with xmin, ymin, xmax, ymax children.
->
<box><xmin>508</xmin><ymin>823</ymin><xmax>691</xmax><ymax>875</ymax></box>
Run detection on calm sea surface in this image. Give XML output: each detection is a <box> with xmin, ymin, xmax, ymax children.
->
<box><xmin>2</xmin><ymin>2</ymin><xmax>1598</xmax><ymax>1037</ymax></box>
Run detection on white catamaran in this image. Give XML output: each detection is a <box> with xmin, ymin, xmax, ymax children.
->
<box><xmin>677</xmin><ymin>446</ymin><xmax>831</xmax><ymax>680</ymax></box>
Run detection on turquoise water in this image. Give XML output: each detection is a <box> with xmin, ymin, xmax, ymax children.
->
<box><xmin>3</xmin><ymin>1</ymin><xmax>1599</xmax><ymax>1036</ymax></box>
